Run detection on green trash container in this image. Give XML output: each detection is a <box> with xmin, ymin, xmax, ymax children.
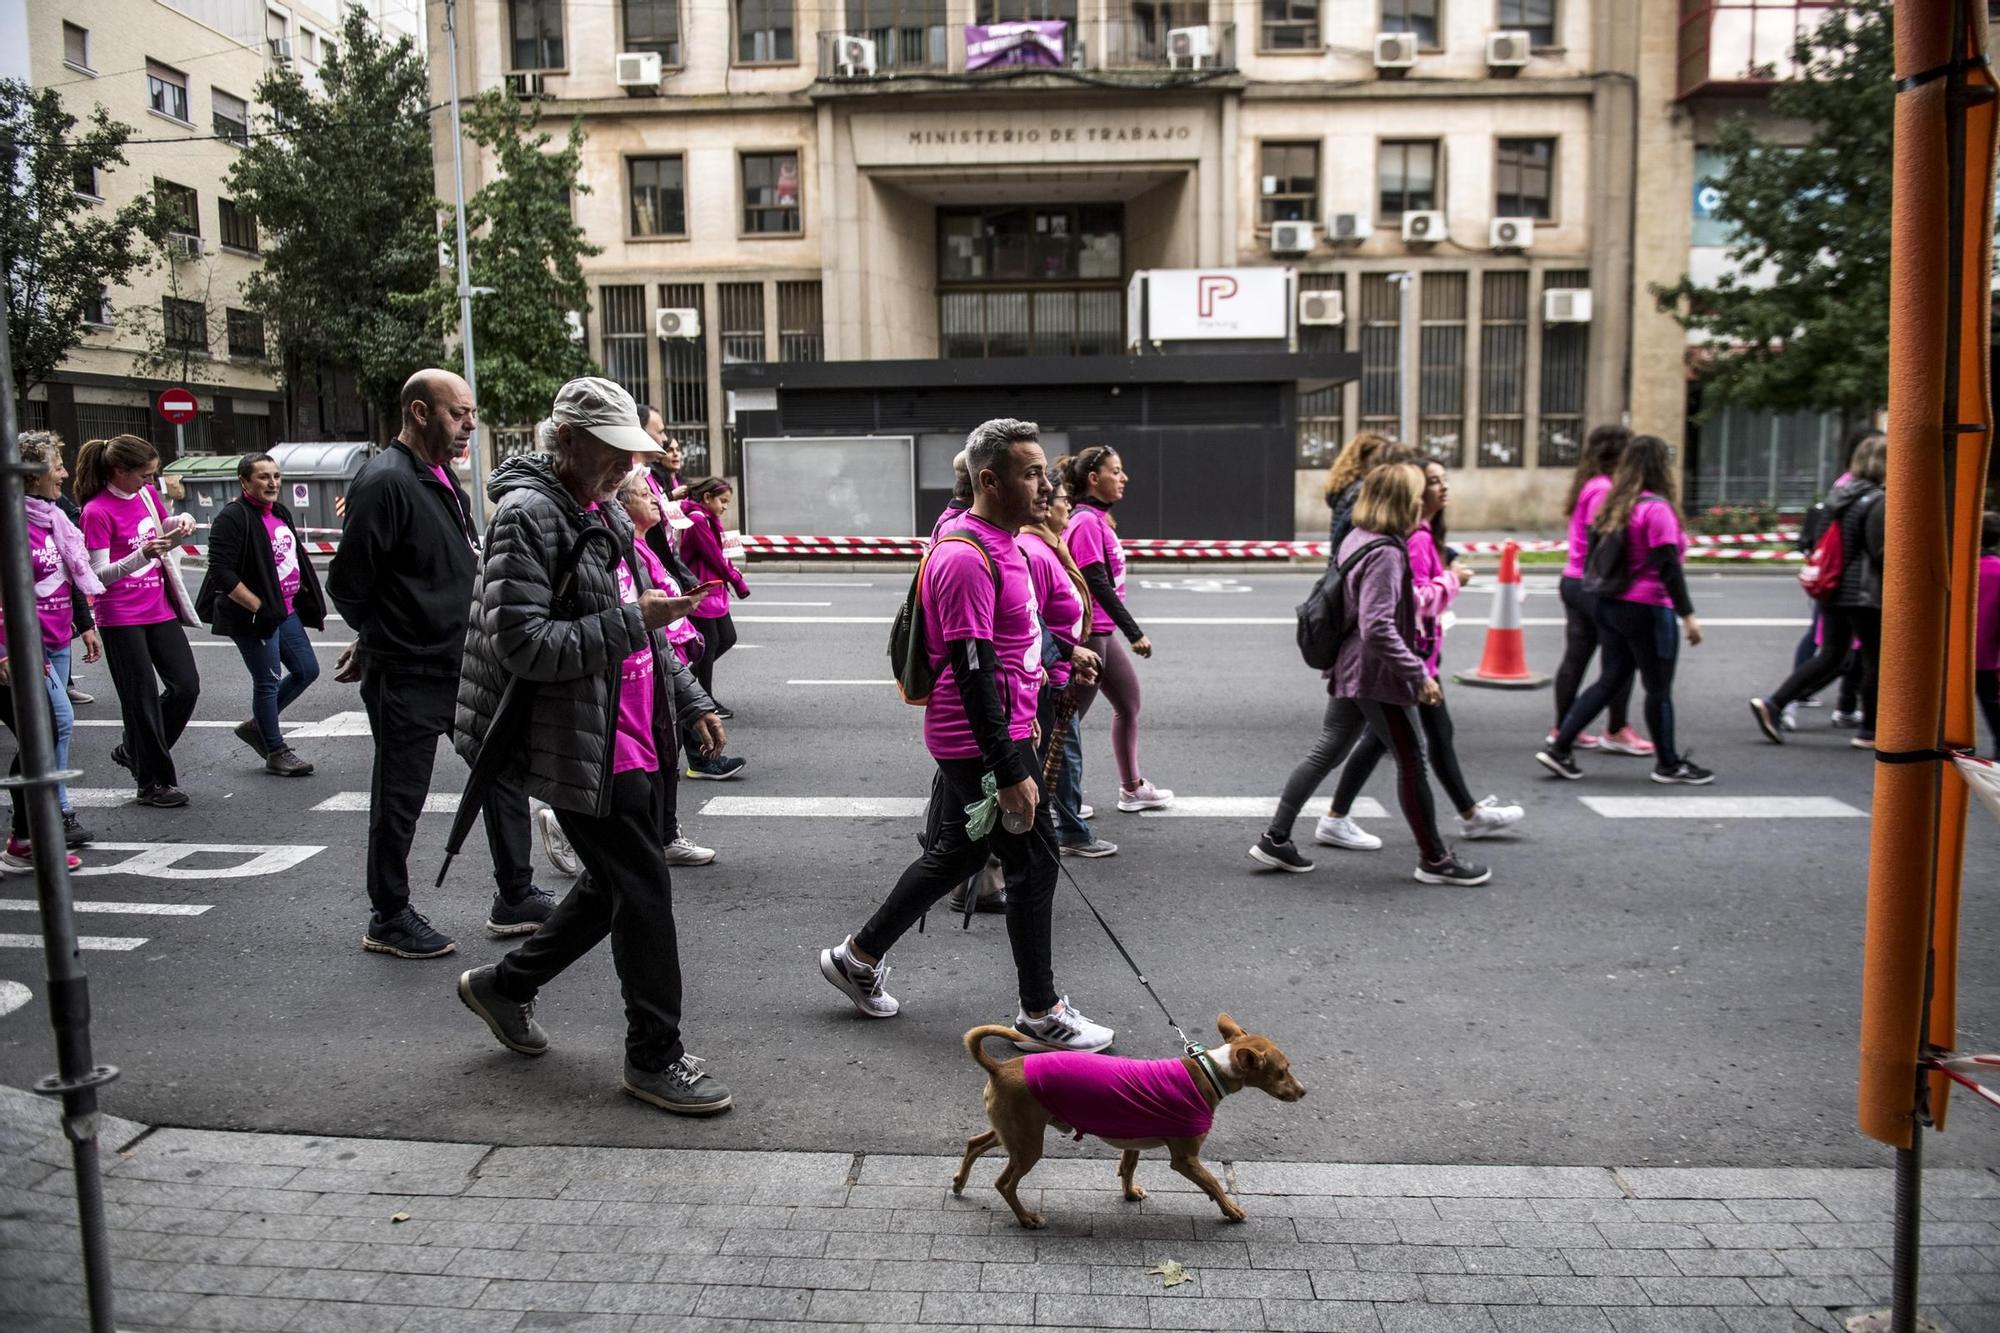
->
<box><xmin>162</xmin><ymin>454</ymin><xmax>247</xmax><ymax>533</ymax></box>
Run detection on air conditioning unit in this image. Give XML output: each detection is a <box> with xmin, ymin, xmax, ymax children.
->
<box><xmin>1490</xmin><ymin>216</ymin><xmax>1536</xmax><ymax>250</ymax></box>
<box><xmin>1544</xmin><ymin>288</ymin><xmax>1594</xmax><ymax>323</ymax></box>
<box><xmin>616</xmin><ymin>51</ymin><xmax>663</xmax><ymax>87</ymax></box>
<box><xmin>167</xmin><ymin>234</ymin><xmax>204</xmax><ymax>259</ymax></box>
<box><xmin>504</xmin><ymin>71</ymin><xmax>544</xmax><ymax>98</ymax></box>
<box><xmin>1270</xmin><ymin>220</ymin><xmax>1316</xmax><ymax>255</ymax></box>
<box><xmin>268</xmin><ymin>36</ymin><xmax>293</xmax><ymax>63</ymax></box>
<box><xmin>1326</xmin><ymin>211</ymin><xmax>1370</xmax><ymax>243</ymax></box>
<box><xmin>1374</xmin><ymin>32</ymin><xmax>1418</xmax><ymax>73</ymax></box>
<box><xmin>1298</xmin><ymin>289</ymin><xmax>1344</xmax><ymax>327</ymax></box>
<box><xmin>656</xmin><ymin>307</ymin><xmax>701</xmax><ymax>339</ymax></box>
<box><xmin>1401</xmin><ymin>210</ymin><xmax>1445</xmax><ymax>243</ymax></box>
<box><xmin>1486</xmin><ymin>30</ymin><xmax>1531</xmax><ymax>71</ymax></box>
<box><xmin>833</xmin><ymin>33</ymin><xmax>877</xmax><ymax>76</ymax></box>
<box><xmin>1167</xmin><ymin>25</ymin><xmax>1215</xmax><ymax>68</ymax></box>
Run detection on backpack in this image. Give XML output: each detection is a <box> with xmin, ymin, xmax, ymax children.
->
<box><xmin>1798</xmin><ymin>490</ymin><xmax>1874</xmax><ymax>600</ymax></box>
<box><xmin>1581</xmin><ymin>495</ymin><xmax>1663</xmax><ymax>599</ymax></box>
<box><xmin>1296</xmin><ymin>537</ymin><xmax>1398</xmax><ymax>670</ymax></box>
<box><xmin>890</xmin><ymin>533</ymin><xmax>1002</xmax><ymax>705</ymax></box>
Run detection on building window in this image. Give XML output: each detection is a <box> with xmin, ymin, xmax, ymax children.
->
<box><xmin>778</xmin><ymin>280</ymin><xmax>824</xmax><ymax>362</ymax></box>
<box><xmin>63</xmin><ymin>22</ymin><xmax>91</xmax><ymax>72</ymax></box>
<box><xmin>1378</xmin><ymin>140</ymin><xmax>1439</xmax><ymax>221</ymax></box>
<box><xmin>628</xmin><ymin>156</ymin><xmax>685</xmax><ymax>237</ymax></box>
<box><xmin>1417</xmin><ymin>272</ymin><xmax>1466</xmax><ymax>467</ymax></box>
<box><xmin>1260</xmin><ymin>0</ymin><xmax>1318</xmax><ymax>50</ymax></box>
<box><xmin>164</xmin><ymin>297</ymin><xmax>208</xmax><ymax>352</ymax></box>
<box><xmin>1358</xmin><ymin>273</ymin><xmax>1403</xmax><ymax>440</ymax></box>
<box><xmin>1495</xmin><ymin>138</ymin><xmax>1555</xmax><ymax>220</ymax></box>
<box><xmin>74</xmin><ymin>163</ymin><xmax>99</xmax><ymax>198</ymax></box>
<box><xmin>658</xmin><ymin>281</ymin><xmax>711</xmax><ymax>473</ymax></box>
<box><xmin>976</xmin><ymin>0</ymin><xmax>1079</xmax><ymax>21</ymax></box>
<box><xmin>213</xmin><ymin>90</ymin><xmax>249</xmax><ymax>145</ymax></box>
<box><xmin>1380</xmin><ymin>0</ymin><xmax>1440</xmax><ymax>48</ymax></box>
<box><xmin>624</xmin><ymin>0</ymin><xmax>683</xmax><ymax>64</ymax></box>
<box><xmin>719</xmin><ymin>283</ymin><xmax>766</xmax><ymax>364</ymax></box>
<box><xmin>735</xmin><ymin>0</ymin><xmax>795</xmax><ymax>63</ymax></box>
<box><xmin>599</xmin><ymin>285</ymin><xmax>651</xmax><ymax>408</ymax></box>
<box><xmin>147</xmin><ymin>62</ymin><xmax>190</xmax><ymax>123</ymax></box>
<box><xmin>845</xmin><ymin>0</ymin><xmax>949</xmax><ymax>70</ymax></box>
<box><xmin>1258</xmin><ymin>142</ymin><xmax>1318</xmax><ymax>227</ymax></box>
<box><xmin>219</xmin><ymin>199</ymin><xmax>258</xmax><ymax>253</ymax></box>
<box><xmin>939</xmin><ymin>290</ymin><xmax>1121</xmax><ymax>358</ymax></box>
<box><xmin>86</xmin><ymin>289</ymin><xmax>113</xmax><ymax>327</ymax></box>
<box><xmin>1296</xmin><ymin>273</ymin><xmax>1345</xmax><ymax>468</ymax></box>
<box><xmin>1498</xmin><ymin>0</ymin><xmax>1557</xmax><ymax>47</ymax></box>
<box><xmin>741</xmin><ymin>152</ymin><xmax>801</xmax><ymax>234</ymax></box>
<box><xmin>154</xmin><ymin>180</ymin><xmax>199</xmax><ymax>236</ymax></box>
<box><xmin>1479</xmin><ymin>270</ymin><xmax>1529</xmax><ymax>467</ymax></box>
<box><xmin>226</xmin><ymin>308</ymin><xmax>266</xmax><ymax>358</ymax></box>
<box><xmin>939</xmin><ymin>205</ymin><xmax>1121</xmax><ymax>283</ymax></box>
<box><xmin>510</xmin><ymin>0</ymin><xmax>564</xmax><ymax>69</ymax></box>
<box><xmin>1538</xmin><ymin>269</ymin><xmax>1589</xmax><ymax>467</ymax></box>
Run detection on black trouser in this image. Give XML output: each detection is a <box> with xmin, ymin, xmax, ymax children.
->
<box><xmin>1979</xmin><ymin>669</ymin><xmax>2000</xmax><ymax>757</ymax></box>
<box><xmin>658</xmin><ymin>733</ymin><xmax>683</xmax><ymax>842</ymax></box>
<box><xmin>1267</xmin><ymin>695</ymin><xmax>1447</xmax><ymax>861</ymax></box>
<box><xmin>854</xmin><ymin>739</ymin><xmax>1060</xmax><ymax>1013</ymax></box>
<box><xmin>1558</xmin><ymin>599</ymin><xmax>1682</xmax><ymax>766</ymax></box>
<box><xmin>358</xmin><ymin>666</ymin><xmax>531</xmax><ymax>919</ymax></box>
<box><xmin>494</xmin><ymin>768</ymin><xmax>686</xmax><ymax>1071</ymax></box>
<box><xmin>1768</xmin><ymin>603</ymin><xmax>1882</xmax><ymax>731</ymax></box>
<box><xmin>1332</xmin><ymin>689</ymin><xmax>1476</xmax><ymax>818</ymax></box>
<box><xmin>1554</xmin><ymin>576</ymin><xmax>1631</xmax><ymax>734</ymax></box>
<box><xmin>100</xmin><ymin>619</ymin><xmax>200</xmax><ymax>789</ymax></box>
<box><xmin>0</xmin><ymin>676</ymin><xmax>55</xmax><ymax>841</ymax></box>
<box><xmin>689</xmin><ymin>613</ymin><xmax>736</xmax><ymax>699</ymax></box>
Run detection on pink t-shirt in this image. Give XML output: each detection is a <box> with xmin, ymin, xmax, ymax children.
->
<box><xmin>29</xmin><ymin>519</ymin><xmax>74</xmax><ymax>650</ymax></box>
<box><xmin>1621</xmin><ymin>494</ymin><xmax>1688</xmax><ymax>609</ymax></box>
<box><xmin>261</xmin><ymin>507</ymin><xmax>301</xmax><ymax>616</ymax></box>
<box><xmin>1976</xmin><ymin>553</ymin><xmax>2000</xmax><ymax>673</ymax></box>
<box><xmin>1018</xmin><ymin>532</ymin><xmax>1085</xmax><ymax>688</ymax></box>
<box><xmin>1564</xmin><ymin>475</ymin><xmax>1613</xmax><ymax>579</ymax></box>
<box><xmin>922</xmin><ymin>515</ymin><xmax>1043</xmax><ymax>762</ymax></box>
<box><xmin>595</xmin><ymin>513</ymin><xmax>658</xmax><ymax>775</ymax></box>
<box><xmin>1021</xmin><ymin>1052</ymin><xmax>1214</xmax><ymax>1141</ymax></box>
<box><xmin>81</xmin><ymin>487</ymin><xmax>174</xmax><ymax>628</ymax></box>
<box><xmin>634</xmin><ymin>538</ymin><xmax>703</xmax><ymax>666</ymax></box>
<box><xmin>929</xmin><ymin>503</ymin><xmax>969</xmax><ymax>548</ymax></box>
<box><xmin>1406</xmin><ymin>527</ymin><xmax>1460</xmax><ymax>677</ymax></box>
<box><xmin>1064</xmin><ymin>504</ymin><xmax>1126</xmax><ymax>635</ymax></box>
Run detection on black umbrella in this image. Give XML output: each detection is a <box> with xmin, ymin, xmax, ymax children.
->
<box><xmin>436</xmin><ymin>525</ymin><xmax>624</xmax><ymax>887</ymax></box>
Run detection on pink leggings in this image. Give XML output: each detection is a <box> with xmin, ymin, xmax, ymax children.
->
<box><xmin>1074</xmin><ymin>632</ymin><xmax>1143</xmax><ymax>789</ymax></box>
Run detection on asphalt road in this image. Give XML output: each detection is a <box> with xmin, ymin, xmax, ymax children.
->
<box><xmin>1</xmin><ymin>570</ymin><xmax>1995</xmax><ymax>1172</ymax></box>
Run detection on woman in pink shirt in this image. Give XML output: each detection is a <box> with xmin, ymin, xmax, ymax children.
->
<box><xmin>77</xmin><ymin>434</ymin><xmax>201</xmax><ymax>808</ymax></box>
<box><xmin>1551</xmin><ymin>426</ymin><xmax>1647</xmax><ymax>756</ymax></box>
<box><xmin>1977</xmin><ymin>512</ymin><xmax>2000</xmax><ymax>756</ymax></box>
<box><xmin>677</xmin><ymin>478</ymin><xmax>751</xmax><ymax>756</ymax></box>
<box><xmin>1018</xmin><ymin>481</ymin><xmax>1109</xmax><ymax>858</ymax></box>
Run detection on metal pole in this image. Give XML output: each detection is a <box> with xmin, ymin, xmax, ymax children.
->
<box><xmin>442</xmin><ymin>0</ymin><xmax>486</xmax><ymax>525</ymax></box>
<box><xmin>0</xmin><ymin>312</ymin><xmax>119</xmax><ymax>1333</ymax></box>
<box><xmin>1394</xmin><ymin>271</ymin><xmax>1414</xmax><ymax>448</ymax></box>
<box><xmin>1891</xmin><ymin>1131</ymin><xmax>1922</xmax><ymax>1332</ymax></box>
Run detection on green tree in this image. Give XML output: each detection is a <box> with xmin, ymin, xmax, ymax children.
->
<box><xmin>414</xmin><ymin>91</ymin><xmax>600</xmax><ymax>427</ymax></box>
<box><xmin>1651</xmin><ymin>0</ymin><xmax>1893</xmax><ymax>417</ymax></box>
<box><xmin>227</xmin><ymin>5</ymin><xmax>440</xmax><ymax>436</ymax></box>
<box><xmin>0</xmin><ymin>80</ymin><xmax>160</xmax><ymax>396</ymax></box>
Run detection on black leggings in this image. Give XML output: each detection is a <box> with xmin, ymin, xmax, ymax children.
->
<box><xmin>1332</xmin><ymin>689</ymin><xmax>1476</xmax><ymax>818</ymax></box>
<box><xmin>0</xmin><ymin>677</ymin><xmax>56</xmax><ymax>841</ymax></box>
<box><xmin>690</xmin><ymin>613</ymin><xmax>737</xmax><ymax>699</ymax></box>
<box><xmin>100</xmin><ymin>619</ymin><xmax>200</xmax><ymax>789</ymax></box>
<box><xmin>1768</xmin><ymin>604</ymin><xmax>1882</xmax><ymax>731</ymax></box>
<box><xmin>1979</xmin><ymin>669</ymin><xmax>2000</xmax><ymax>757</ymax></box>
<box><xmin>1268</xmin><ymin>696</ymin><xmax>1446</xmax><ymax>862</ymax></box>
<box><xmin>1554</xmin><ymin>576</ymin><xmax>1631</xmax><ymax>733</ymax></box>
<box><xmin>1557</xmin><ymin>598</ymin><xmax>1681</xmax><ymax>766</ymax></box>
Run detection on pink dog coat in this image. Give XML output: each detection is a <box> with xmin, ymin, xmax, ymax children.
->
<box><xmin>1020</xmin><ymin>1052</ymin><xmax>1215</xmax><ymax>1141</ymax></box>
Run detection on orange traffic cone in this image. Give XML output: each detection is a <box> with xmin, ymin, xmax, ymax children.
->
<box><xmin>1454</xmin><ymin>541</ymin><xmax>1549</xmax><ymax>690</ymax></box>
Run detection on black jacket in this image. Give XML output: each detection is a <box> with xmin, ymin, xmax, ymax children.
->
<box><xmin>196</xmin><ymin>498</ymin><xmax>327</xmax><ymax>637</ymax></box>
<box><xmin>326</xmin><ymin>441</ymin><xmax>479</xmax><ymax>674</ymax></box>
<box><xmin>1807</xmin><ymin>479</ymin><xmax>1886</xmax><ymax>609</ymax></box>
<box><xmin>454</xmin><ymin>455</ymin><xmax>714</xmax><ymax>815</ymax></box>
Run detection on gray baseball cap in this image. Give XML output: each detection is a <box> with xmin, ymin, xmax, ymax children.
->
<box><xmin>551</xmin><ymin>376</ymin><xmax>662</xmax><ymax>455</ymax></box>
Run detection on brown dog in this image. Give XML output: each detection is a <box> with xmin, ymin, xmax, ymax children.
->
<box><xmin>952</xmin><ymin>1013</ymin><xmax>1305</xmax><ymax>1229</ymax></box>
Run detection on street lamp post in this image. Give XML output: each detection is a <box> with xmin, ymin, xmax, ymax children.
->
<box><xmin>441</xmin><ymin>0</ymin><xmax>487</xmax><ymax>525</ymax></box>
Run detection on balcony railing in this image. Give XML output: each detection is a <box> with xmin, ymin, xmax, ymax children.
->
<box><xmin>817</xmin><ymin>19</ymin><xmax>1235</xmax><ymax>80</ymax></box>
<box><xmin>1676</xmin><ymin>1</ymin><xmax>1834</xmax><ymax>98</ymax></box>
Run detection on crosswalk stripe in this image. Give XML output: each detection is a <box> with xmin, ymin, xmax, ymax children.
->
<box><xmin>0</xmin><ymin>933</ymin><xmax>147</xmax><ymax>951</ymax></box>
<box><xmin>0</xmin><ymin>980</ymin><xmax>29</xmax><ymax>1017</ymax></box>
<box><xmin>313</xmin><ymin>792</ymin><xmax>459</xmax><ymax>813</ymax></box>
<box><xmin>1578</xmin><ymin>796</ymin><xmax>1866</xmax><ymax>819</ymax></box>
<box><xmin>0</xmin><ymin>900</ymin><xmax>210</xmax><ymax>916</ymax></box>
<box><xmin>701</xmin><ymin>796</ymin><xmax>929</xmax><ymax>818</ymax></box>
<box><xmin>787</xmin><ymin>679</ymin><xmax>895</xmax><ymax>686</ymax></box>
<box><xmin>1139</xmin><ymin>796</ymin><xmax>1389</xmax><ymax>819</ymax></box>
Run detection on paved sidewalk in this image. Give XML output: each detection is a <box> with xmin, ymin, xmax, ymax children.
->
<box><xmin>2</xmin><ymin>1087</ymin><xmax>1993</xmax><ymax>1333</ymax></box>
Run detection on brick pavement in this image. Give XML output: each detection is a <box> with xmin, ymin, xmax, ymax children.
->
<box><xmin>2</xmin><ymin>1087</ymin><xmax>1994</xmax><ymax>1332</ymax></box>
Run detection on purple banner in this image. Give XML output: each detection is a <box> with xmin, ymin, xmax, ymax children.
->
<box><xmin>963</xmin><ymin>20</ymin><xmax>1067</xmax><ymax>71</ymax></box>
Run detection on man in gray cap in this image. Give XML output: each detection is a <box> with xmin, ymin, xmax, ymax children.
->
<box><xmin>452</xmin><ymin>376</ymin><xmax>733</xmax><ymax>1115</ymax></box>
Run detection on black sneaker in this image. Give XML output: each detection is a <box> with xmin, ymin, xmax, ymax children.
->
<box><xmin>363</xmin><ymin>907</ymin><xmax>456</xmax><ymax>959</ymax></box>
<box><xmin>233</xmin><ymin>720</ymin><xmax>268</xmax><ymax>758</ymax></box>
<box><xmin>1415</xmin><ymin>851</ymin><xmax>1492</xmax><ymax>886</ymax></box>
<box><xmin>947</xmin><ymin>882</ymin><xmax>1008</xmax><ymax>914</ymax></box>
<box><xmin>1248</xmin><ymin>833</ymin><xmax>1314</xmax><ymax>873</ymax></box>
<box><xmin>110</xmin><ymin>743</ymin><xmax>132</xmax><ymax>773</ymax></box>
<box><xmin>1535</xmin><ymin>747</ymin><xmax>1583</xmax><ymax>781</ymax></box>
<box><xmin>61</xmin><ymin>811</ymin><xmax>91</xmax><ymax>849</ymax></box>
<box><xmin>1651</xmin><ymin>758</ymin><xmax>1716</xmax><ymax>785</ymax></box>
<box><xmin>135</xmin><ymin>783</ymin><xmax>189</xmax><ymax>808</ymax></box>
<box><xmin>713</xmin><ymin>705</ymin><xmax>734</xmax><ymax>721</ymax></box>
<box><xmin>685</xmin><ymin>755</ymin><xmax>747</xmax><ymax>781</ymax></box>
<box><xmin>1748</xmin><ymin>697</ymin><xmax>1785</xmax><ymax>745</ymax></box>
<box><xmin>623</xmin><ymin>1054</ymin><xmax>732</xmax><ymax>1116</ymax></box>
<box><xmin>264</xmin><ymin>746</ymin><xmax>314</xmax><ymax>777</ymax></box>
<box><xmin>486</xmin><ymin>885</ymin><xmax>556</xmax><ymax>937</ymax></box>
<box><xmin>457</xmin><ymin>965</ymin><xmax>548</xmax><ymax>1056</ymax></box>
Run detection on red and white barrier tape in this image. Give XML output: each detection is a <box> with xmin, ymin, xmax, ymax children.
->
<box><xmin>734</xmin><ymin>534</ymin><xmax>1804</xmax><ymax>561</ymax></box>
<box><xmin>1923</xmin><ymin>1052</ymin><xmax>2000</xmax><ymax>1111</ymax></box>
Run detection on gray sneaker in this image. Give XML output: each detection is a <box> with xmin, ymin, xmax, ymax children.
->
<box><xmin>457</xmin><ymin>965</ymin><xmax>548</xmax><ymax>1055</ymax></box>
<box><xmin>819</xmin><ymin>938</ymin><xmax>899</xmax><ymax>1018</ymax></box>
<box><xmin>264</xmin><ymin>746</ymin><xmax>314</xmax><ymax>777</ymax></box>
<box><xmin>233</xmin><ymin>719</ymin><xmax>267</xmax><ymax>758</ymax></box>
<box><xmin>623</xmin><ymin>1054</ymin><xmax>732</xmax><ymax>1115</ymax></box>
<box><xmin>1059</xmin><ymin>837</ymin><xmax>1119</xmax><ymax>858</ymax></box>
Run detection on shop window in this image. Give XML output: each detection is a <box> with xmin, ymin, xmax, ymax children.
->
<box><xmin>735</xmin><ymin>0</ymin><xmax>795</xmax><ymax>63</ymax></box>
<box><xmin>1261</xmin><ymin>0</ymin><xmax>1318</xmax><ymax>50</ymax></box>
<box><xmin>1479</xmin><ymin>270</ymin><xmax>1529</xmax><ymax>467</ymax></box>
<box><xmin>510</xmin><ymin>0</ymin><xmax>565</xmax><ymax>69</ymax></box>
<box><xmin>1258</xmin><ymin>143</ymin><xmax>1318</xmax><ymax>227</ymax></box>
<box><xmin>741</xmin><ymin>152</ymin><xmax>802</xmax><ymax>234</ymax></box>
<box><xmin>1538</xmin><ymin>270</ymin><xmax>1589</xmax><ymax>467</ymax></box>
<box><xmin>147</xmin><ymin>61</ymin><xmax>190</xmax><ymax>123</ymax></box>
<box><xmin>1418</xmin><ymin>272</ymin><xmax>1466</xmax><ymax>467</ymax></box>
<box><xmin>1380</xmin><ymin>0</ymin><xmax>1440</xmax><ymax>48</ymax></box>
<box><xmin>1498</xmin><ymin>0</ymin><xmax>1556</xmax><ymax>47</ymax></box>
<box><xmin>1495</xmin><ymin>137</ymin><xmax>1555</xmax><ymax>220</ymax></box>
<box><xmin>629</xmin><ymin>156</ymin><xmax>686</xmax><ymax>237</ymax></box>
<box><xmin>624</xmin><ymin>0</ymin><xmax>682</xmax><ymax>65</ymax></box>
<box><xmin>1378</xmin><ymin>139</ymin><xmax>1439</xmax><ymax>221</ymax></box>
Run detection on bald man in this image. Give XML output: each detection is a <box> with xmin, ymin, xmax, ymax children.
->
<box><xmin>327</xmin><ymin>370</ymin><xmax>553</xmax><ymax>961</ymax></box>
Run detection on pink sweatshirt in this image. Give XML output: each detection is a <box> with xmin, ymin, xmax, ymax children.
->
<box><xmin>1021</xmin><ymin>1052</ymin><xmax>1214</xmax><ymax>1141</ymax></box>
<box><xmin>1406</xmin><ymin>526</ymin><xmax>1460</xmax><ymax>678</ymax></box>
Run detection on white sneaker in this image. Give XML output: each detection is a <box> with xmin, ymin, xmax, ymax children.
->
<box><xmin>1011</xmin><ymin>997</ymin><xmax>1114</xmax><ymax>1053</ymax></box>
<box><xmin>536</xmin><ymin>806</ymin><xmax>580</xmax><ymax>877</ymax></box>
<box><xmin>1116</xmin><ymin>781</ymin><xmax>1174</xmax><ymax>812</ymax></box>
<box><xmin>1455</xmin><ymin>796</ymin><xmax>1524</xmax><ymax>840</ymax></box>
<box><xmin>1078</xmin><ymin>804</ymin><xmax>1094</xmax><ymax>820</ymax></box>
<box><xmin>1313</xmin><ymin>815</ymin><xmax>1382</xmax><ymax>850</ymax></box>
<box><xmin>662</xmin><ymin>836</ymin><xmax>716</xmax><ymax>866</ymax></box>
<box><xmin>1779</xmin><ymin>704</ymin><xmax>1799</xmax><ymax>733</ymax></box>
<box><xmin>818</xmin><ymin>938</ymin><xmax>899</xmax><ymax>1019</ymax></box>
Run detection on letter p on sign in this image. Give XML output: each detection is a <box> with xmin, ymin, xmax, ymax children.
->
<box><xmin>1196</xmin><ymin>274</ymin><xmax>1238</xmax><ymax>318</ymax></box>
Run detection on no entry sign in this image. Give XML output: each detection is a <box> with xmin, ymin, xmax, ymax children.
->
<box><xmin>155</xmin><ymin>387</ymin><xmax>198</xmax><ymax>424</ymax></box>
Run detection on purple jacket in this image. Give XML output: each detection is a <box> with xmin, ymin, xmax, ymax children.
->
<box><xmin>1330</xmin><ymin>527</ymin><xmax>1429</xmax><ymax>706</ymax></box>
<box><xmin>678</xmin><ymin>500</ymin><xmax>750</xmax><ymax>618</ymax></box>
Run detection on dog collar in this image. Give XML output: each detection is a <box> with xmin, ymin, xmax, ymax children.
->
<box><xmin>1190</xmin><ymin>1048</ymin><xmax>1231</xmax><ymax>1102</ymax></box>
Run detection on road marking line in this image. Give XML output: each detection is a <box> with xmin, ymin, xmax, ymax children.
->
<box><xmin>0</xmin><ymin>980</ymin><xmax>29</xmax><ymax>1017</ymax></box>
<box><xmin>0</xmin><ymin>934</ymin><xmax>146</xmax><ymax>951</ymax></box>
<box><xmin>732</xmin><ymin>616</ymin><xmax>1812</xmax><ymax>629</ymax></box>
<box><xmin>701</xmin><ymin>796</ymin><xmax>929</xmax><ymax>818</ymax></box>
<box><xmin>766</xmin><ymin>582</ymin><xmax>876</xmax><ymax>588</ymax></box>
<box><xmin>0</xmin><ymin>899</ymin><xmax>210</xmax><ymax>915</ymax></box>
<box><xmin>744</xmin><ymin>601</ymin><xmax>833</xmax><ymax>607</ymax></box>
<box><xmin>1579</xmin><ymin>796</ymin><xmax>1866</xmax><ymax>819</ymax></box>
<box><xmin>786</xmin><ymin>679</ymin><xmax>895</xmax><ymax>686</ymax></box>
<box><xmin>314</xmin><ymin>792</ymin><xmax>458</xmax><ymax>813</ymax></box>
<box><xmin>63</xmin><ymin>789</ymin><xmax>139</xmax><ymax>807</ymax></box>
<box><xmin>73</xmin><ymin>843</ymin><xmax>326</xmax><ymax>880</ymax></box>
<box><xmin>1139</xmin><ymin>796</ymin><xmax>1389</xmax><ymax>819</ymax></box>
<box><xmin>734</xmin><ymin>616</ymin><xmax>891</xmax><ymax>625</ymax></box>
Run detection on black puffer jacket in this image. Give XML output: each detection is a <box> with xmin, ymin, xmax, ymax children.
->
<box><xmin>454</xmin><ymin>455</ymin><xmax>715</xmax><ymax>815</ymax></box>
<box><xmin>1810</xmin><ymin>478</ymin><xmax>1886</xmax><ymax>609</ymax></box>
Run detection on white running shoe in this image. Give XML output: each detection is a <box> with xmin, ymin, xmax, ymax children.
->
<box><xmin>1313</xmin><ymin>815</ymin><xmax>1382</xmax><ymax>850</ymax></box>
<box><xmin>662</xmin><ymin>836</ymin><xmax>716</xmax><ymax>866</ymax></box>
<box><xmin>1455</xmin><ymin>796</ymin><xmax>1524</xmax><ymax>840</ymax></box>
<box><xmin>1779</xmin><ymin>703</ymin><xmax>1799</xmax><ymax>733</ymax></box>
<box><xmin>818</xmin><ymin>938</ymin><xmax>899</xmax><ymax>1019</ymax></box>
<box><xmin>1597</xmin><ymin>727</ymin><xmax>1656</xmax><ymax>757</ymax></box>
<box><xmin>1116</xmin><ymin>781</ymin><xmax>1174</xmax><ymax>812</ymax></box>
<box><xmin>1078</xmin><ymin>804</ymin><xmax>1094</xmax><ymax>820</ymax></box>
<box><xmin>536</xmin><ymin>806</ymin><xmax>580</xmax><ymax>877</ymax></box>
<box><xmin>1011</xmin><ymin>997</ymin><xmax>1115</xmax><ymax>1053</ymax></box>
